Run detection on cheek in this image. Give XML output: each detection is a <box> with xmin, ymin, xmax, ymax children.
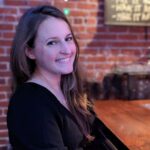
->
<box><xmin>43</xmin><ymin>50</ymin><xmax>58</xmax><ymax>63</ymax></box>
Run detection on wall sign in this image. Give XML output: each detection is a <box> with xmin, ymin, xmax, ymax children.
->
<box><xmin>105</xmin><ymin>0</ymin><xmax>150</xmax><ymax>26</ymax></box>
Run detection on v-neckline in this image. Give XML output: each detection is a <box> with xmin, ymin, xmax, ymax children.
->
<box><xmin>25</xmin><ymin>82</ymin><xmax>72</xmax><ymax>115</ymax></box>
<box><xmin>25</xmin><ymin>82</ymin><xmax>84</xmax><ymax>132</ymax></box>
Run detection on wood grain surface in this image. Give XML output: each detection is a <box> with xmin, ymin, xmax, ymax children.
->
<box><xmin>94</xmin><ymin>100</ymin><xmax>150</xmax><ymax>150</ymax></box>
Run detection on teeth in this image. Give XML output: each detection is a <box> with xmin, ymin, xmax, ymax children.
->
<box><xmin>57</xmin><ymin>58</ymin><xmax>70</xmax><ymax>62</ymax></box>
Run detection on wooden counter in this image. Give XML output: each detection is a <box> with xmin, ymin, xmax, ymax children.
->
<box><xmin>94</xmin><ymin>100</ymin><xmax>150</xmax><ymax>150</ymax></box>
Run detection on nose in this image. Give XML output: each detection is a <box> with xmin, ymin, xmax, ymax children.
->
<box><xmin>60</xmin><ymin>41</ymin><xmax>71</xmax><ymax>54</ymax></box>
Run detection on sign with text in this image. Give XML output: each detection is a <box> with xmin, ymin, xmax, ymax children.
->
<box><xmin>105</xmin><ymin>0</ymin><xmax>150</xmax><ymax>26</ymax></box>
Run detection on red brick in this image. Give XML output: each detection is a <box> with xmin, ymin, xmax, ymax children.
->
<box><xmin>80</xmin><ymin>49</ymin><xmax>99</xmax><ymax>55</ymax></box>
<box><xmin>0</xmin><ymin>79</ymin><xmax>6</xmax><ymax>84</ymax></box>
<box><xmin>86</xmin><ymin>27</ymin><xmax>97</xmax><ymax>33</ymax></box>
<box><xmin>77</xmin><ymin>3</ymin><xmax>97</xmax><ymax>9</ymax></box>
<box><xmin>6</xmin><ymin>77</ymin><xmax>12</xmax><ymax>85</ymax></box>
<box><xmin>88</xmin><ymin>41</ymin><xmax>108</xmax><ymax>47</ymax></box>
<box><xmin>97</xmin><ymin>27</ymin><xmax>108</xmax><ymax>32</ymax></box>
<box><xmin>89</xmin><ymin>11</ymin><xmax>99</xmax><ymax>16</ymax></box>
<box><xmin>0</xmin><ymin>110</ymin><xmax>2</xmax><ymax>115</ymax></box>
<box><xmin>0</xmin><ymin>130</ymin><xmax>8</xmax><ymax>138</ymax></box>
<box><xmin>4</xmin><ymin>15</ymin><xmax>17</xmax><ymax>22</ymax></box>
<box><xmin>0</xmin><ymin>85</ymin><xmax>11</xmax><ymax>92</ymax></box>
<box><xmin>54</xmin><ymin>2</ymin><xmax>76</xmax><ymax>9</ymax></box>
<box><xmin>0</xmin><ymin>139</ymin><xmax>8</xmax><ymax>146</ymax></box>
<box><xmin>108</xmin><ymin>26</ymin><xmax>128</xmax><ymax>32</ymax></box>
<box><xmin>110</xmin><ymin>49</ymin><xmax>121</xmax><ymax>55</ymax></box>
<box><xmin>85</xmin><ymin>71</ymin><xmax>95</xmax><ymax>79</ymax></box>
<box><xmin>85</xmin><ymin>18</ymin><xmax>97</xmax><ymax>25</ymax></box>
<box><xmin>71</xmin><ymin>10</ymin><xmax>87</xmax><ymax>17</ymax></box>
<box><xmin>72</xmin><ymin>26</ymin><xmax>86</xmax><ymax>33</ymax></box>
<box><xmin>79</xmin><ymin>56</ymin><xmax>87</xmax><ymax>62</ymax></box>
<box><xmin>77</xmin><ymin>42</ymin><xmax>85</xmax><ymax>48</ymax></box>
<box><xmin>0</xmin><ymin>101</ymin><xmax>8</xmax><ymax>107</ymax></box>
<box><xmin>0</xmin><ymin>7</ymin><xmax>17</xmax><ymax>14</ymax></box>
<box><xmin>117</xmin><ymin>35</ymin><xmax>139</xmax><ymax>40</ymax></box>
<box><xmin>0</xmin><ymin>124</ymin><xmax>7</xmax><ymax>130</ymax></box>
<box><xmin>107</xmin><ymin>56</ymin><xmax>138</xmax><ymax>62</ymax></box>
<box><xmin>121</xmin><ymin>50</ymin><xmax>142</xmax><ymax>55</ymax></box>
<box><xmin>0</xmin><ymin>24</ymin><xmax>13</xmax><ymax>30</ymax></box>
<box><xmin>0</xmin><ymin>116</ymin><xmax>6</xmax><ymax>123</ymax></box>
<box><xmin>0</xmin><ymin>64</ymin><xmax>7</xmax><ymax>70</ymax></box>
<box><xmin>0</xmin><ymin>93</ymin><xmax>6</xmax><ymax>99</ymax></box>
<box><xmin>111</xmin><ymin>42</ymin><xmax>146</xmax><ymax>47</ymax></box>
<box><xmin>128</xmin><ymin>27</ymin><xmax>145</xmax><ymax>32</ymax></box>
<box><xmin>74</xmin><ymin>18</ymin><xmax>83</xmax><ymax>24</ymax></box>
<box><xmin>95</xmin><ymin>34</ymin><xmax>117</xmax><ymax>40</ymax></box>
<box><xmin>0</xmin><ymin>48</ymin><xmax>4</xmax><ymax>55</ymax></box>
<box><xmin>0</xmin><ymin>71</ymin><xmax>11</xmax><ymax>77</ymax></box>
<box><xmin>95</xmin><ymin>64</ymin><xmax>114</xmax><ymax>70</ymax></box>
<box><xmin>86</xmin><ymin>64</ymin><xmax>94</xmax><ymax>70</ymax></box>
<box><xmin>3</xmin><ymin>32</ymin><xmax>15</xmax><ymax>39</ymax></box>
<box><xmin>3</xmin><ymin>108</ymin><xmax>8</xmax><ymax>115</ymax></box>
<box><xmin>0</xmin><ymin>40</ymin><xmax>12</xmax><ymax>46</ymax></box>
<box><xmin>79</xmin><ymin>33</ymin><xmax>94</xmax><ymax>39</ymax></box>
<box><xmin>138</xmin><ymin>35</ymin><xmax>145</xmax><ymax>40</ymax></box>
<box><xmin>87</xmin><ymin>56</ymin><xmax>106</xmax><ymax>62</ymax></box>
<box><xmin>0</xmin><ymin>56</ymin><xmax>10</xmax><ymax>62</ymax></box>
<box><xmin>4</xmin><ymin>0</ymin><xmax>28</xmax><ymax>6</ymax></box>
<box><xmin>27</xmin><ymin>1</ymin><xmax>50</xmax><ymax>6</ymax></box>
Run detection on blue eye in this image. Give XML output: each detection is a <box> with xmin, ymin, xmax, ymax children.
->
<box><xmin>66</xmin><ymin>36</ymin><xmax>73</xmax><ymax>42</ymax></box>
<box><xmin>47</xmin><ymin>40</ymin><xmax>58</xmax><ymax>46</ymax></box>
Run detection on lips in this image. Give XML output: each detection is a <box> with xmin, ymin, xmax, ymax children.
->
<box><xmin>56</xmin><ymin>57</ymin><xmax>71</xmax><ymax>63</ymax></box>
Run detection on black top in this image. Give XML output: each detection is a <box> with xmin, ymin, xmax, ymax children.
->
<box><xmin>7</xmin><ymin>83</ymin><xmax>125</xmax><ymax>150</ymax></box>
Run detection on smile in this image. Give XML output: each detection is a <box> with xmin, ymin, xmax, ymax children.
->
<box><xmin>56</xmin><ymin>57</ymin><xmax>71</xmax><ymax>63</ymax></box>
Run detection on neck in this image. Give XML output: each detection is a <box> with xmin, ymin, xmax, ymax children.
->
<box><xmin>30</xmin><ymin>68</ymin><xmax>61</xmax><ymax>91</ymax></box>
<box><xmin>29</xmin><ymin>68</ymin><xmax>70</xmax><ymax>110</ymax></box>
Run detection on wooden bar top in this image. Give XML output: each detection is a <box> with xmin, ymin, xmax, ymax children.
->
<box><xmin>94</xmin><ymin>100</ymin><xmax>150</xmax><ymax>150</ymax></box>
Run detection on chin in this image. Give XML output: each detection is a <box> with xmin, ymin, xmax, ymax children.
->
<box><xmin>61</xmin><ymin>69</ymin><xmax>73</xmax><ymax>75</ymax></box>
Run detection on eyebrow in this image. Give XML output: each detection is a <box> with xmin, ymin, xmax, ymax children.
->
<box><xmin>45</xmin><ymin>33</ymin><xmax>72</xmax><ymax>42</ymax></box>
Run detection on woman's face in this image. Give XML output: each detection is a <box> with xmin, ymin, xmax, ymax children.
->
<box><xmin>27</xmin><ymin>17</ymin><xmax>76</xmax><ymax>77</ymax></box>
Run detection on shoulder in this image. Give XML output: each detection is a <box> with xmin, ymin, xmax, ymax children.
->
<box><xmin>7</xmin><ymin>83</ymin><xmax>64</xmax><ymax>129</ymax></box>
<box><xmin>8</xmin><ymin>82</ymin><xmax>58</xmax><ymax>116</ymax></box>
<box><xmin>11</xmin><ymin>82</ymin><xmax>48</xmax><ymax>99</ymax></box>
<box><xmin>7</xmin><ymin>84</ymin><xmax>68</xmax><ymax>149</ymax></box>
<box><xmin>10</xmin><ymin>82</ymin><xmax>55</xmax><ymax>105</ymax></box>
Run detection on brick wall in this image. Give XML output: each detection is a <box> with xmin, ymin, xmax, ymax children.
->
<box><xmin>0</xmin><ymin>0</ymin><xmax>150</xmax><ymax>149</ymax></box>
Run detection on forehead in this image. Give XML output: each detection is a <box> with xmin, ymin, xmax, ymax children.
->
<box><xmin>36</xmin><ymin>17</ymin><xmax>71</xmax><ymax>40</ymax></box>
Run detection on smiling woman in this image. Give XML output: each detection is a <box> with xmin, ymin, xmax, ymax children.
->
<box><xmin>26</xmin><ymin>17</ymin><xmax>76</xmax><ymax>79</ymax></box>
<box><xmin>7</xmin><ymin>5</ymin><xmax>118</xmax><ymax>150</ymax></box>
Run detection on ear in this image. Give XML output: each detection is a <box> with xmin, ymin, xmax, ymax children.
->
<box><xmin>25</xmin><ymin>46</ymin><xmax>35</xmax><ymax>60</ymax></box>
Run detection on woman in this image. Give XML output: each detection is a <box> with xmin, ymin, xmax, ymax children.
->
<box><xmin>7</xmin><ymin>5</ymin><xmax>119</xmax><ymax>150</ymax></box>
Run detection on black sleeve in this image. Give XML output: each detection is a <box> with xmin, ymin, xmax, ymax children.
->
<box><xmin>7</xmin><ymin>90</ymin><xmax>68</xmax><ymax>150</ymax></box>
